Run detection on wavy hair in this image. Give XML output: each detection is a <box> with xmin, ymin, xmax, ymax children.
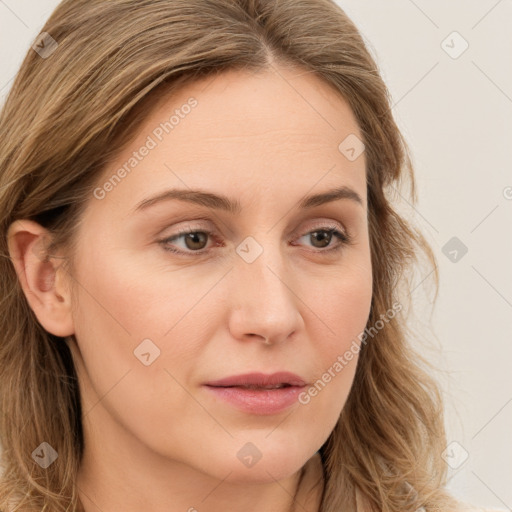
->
<box><xmin>0</xmin><ymin>0</ymin><xmax>462</xmax><ymax>510</ymax></box>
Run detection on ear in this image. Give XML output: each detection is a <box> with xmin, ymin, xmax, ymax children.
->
<box><xmin>7</xmin><ymin>219</ymin><xmax>75</xmax><ymax>337</ymax></box>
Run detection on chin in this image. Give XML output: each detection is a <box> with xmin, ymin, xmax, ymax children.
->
<box><xmin>209</xmin><ymin>443</ymin><xmax>309</xmax><ymax>484</ymax></box>
<box><xmin>224</xmin><ymin>461</ymin><xmax>304</xmax><ymax>485</ymax></box>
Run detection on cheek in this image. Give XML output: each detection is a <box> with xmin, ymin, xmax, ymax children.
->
<box><xmin>313</xmin><ymin>260</ymin><xmax>373</xmax><ymax>350</ymax></box>
<box><xmin>72</xmin><ymin>246</ymin><xmax>187</xmax><ymax>340</ymax></box>
<box><xmin>69</xmin><ymin>254</ymin><xmax>204</xmax><ymax>452</ymax></box>
<box><xmin>300</xmin><ymin>260</ymin><xmax>372</xmax><ymax>414</ymax></box>
<box><xmin>69</xmin><ymin>248</ymin><xmax>213</xmax><ymax>402</ymax></box>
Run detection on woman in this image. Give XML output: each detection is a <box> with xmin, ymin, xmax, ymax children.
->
<box><xmin>0</xmin><ymin>1</ymin><xmax>500</xmax><ymax>511</ymax></box>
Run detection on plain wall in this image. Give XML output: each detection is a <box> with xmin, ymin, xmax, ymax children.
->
<box><xmin>1</xmin><ymin>1</ymin><xmax>511</xmax><ymax>510</ymax></box>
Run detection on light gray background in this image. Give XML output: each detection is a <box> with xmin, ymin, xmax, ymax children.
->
<box><xmin>1</xmin><ymin>1</ymin><xmax>511</xmax><ymax>510</ymax></box>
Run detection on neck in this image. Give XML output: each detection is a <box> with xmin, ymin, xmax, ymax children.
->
<box><xmin>76</xmin><ymin>405</ymin><xmax>324</xmax><ymax>512</ymax></box>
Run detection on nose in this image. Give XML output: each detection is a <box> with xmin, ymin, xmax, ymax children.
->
<box><xmin>227</xmin><ymin>241</ymin><xmax>303</xmax><ymax>346</ymax></box>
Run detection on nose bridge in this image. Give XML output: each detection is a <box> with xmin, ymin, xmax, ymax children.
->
<box><xmin>236</xmin><ymin>233</ymin><xmax>291</xmax><ymax>305</ymax></box>
<box><xmin>228</xmin><ymin>233</ymin><xmax>301</xmax><ymax>342</ymax></box>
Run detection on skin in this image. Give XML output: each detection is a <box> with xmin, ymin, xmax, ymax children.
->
<box><xmin>8</xmin><ymin>63</ymin><xmax>372</xmax><ymax>512</ymax></box>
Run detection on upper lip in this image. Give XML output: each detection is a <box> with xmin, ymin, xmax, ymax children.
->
<box><xmin>205</xmin><ymin>372</ymin><xmax>306</xmax><ymax>387</ymax></box>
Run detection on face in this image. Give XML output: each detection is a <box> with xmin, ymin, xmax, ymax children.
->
<box><xmin>65</xmin><ymin>64</ymin><xmax>372</xmax><ymax>483</ymax></box>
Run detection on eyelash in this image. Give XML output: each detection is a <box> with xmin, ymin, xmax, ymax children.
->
<box><xmin>158</xmin><ymin>223</ymin><xmax>353</xmax><ymax>257</ymax></box>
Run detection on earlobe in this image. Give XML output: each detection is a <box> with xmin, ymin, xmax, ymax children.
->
<box><xmin>6</xmin><ymin>219</ymin><xmax>75</xmax><ymax>337</ymax></box>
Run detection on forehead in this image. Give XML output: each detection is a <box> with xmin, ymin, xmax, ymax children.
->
<box><xmin>146</xmin><ymin>65</ymin><xmax>363</xmax><ymax>147</ymax></box>
<box><xmin>88</xmin><ymin>64</ymin><xmax>367</xmax><ymax>220</ymax></box>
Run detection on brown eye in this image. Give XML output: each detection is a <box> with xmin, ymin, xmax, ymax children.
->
<box><xmin>181</xmin><ymin>232</ymin><xmax>209</xmax><ymax>251</ymax></box>
<box><xmin>159</xmin><ymin>224</ymin><xmax>351</xmax><ymax>257</ymax></box>
<box><xmin>295</xmin><ymin>227</ymin><xmax>351</xmax><ymax>253</ymax></box>
<box><xmin>309</xmin><ymin>230</ymin><xmax>334</xmax><ymax>248</ymax></box>
<box><xmin>160</xmin><ymin>229</ymin><xmax>216</xmax><ymax>255</ymax></box>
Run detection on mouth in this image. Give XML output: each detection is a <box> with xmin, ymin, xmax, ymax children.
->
<box><xmin>203</xmin><ymin>372</ymin><xmax>307</xmax><ymax>415</ymax></box>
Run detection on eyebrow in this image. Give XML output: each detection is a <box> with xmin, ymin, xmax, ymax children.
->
<box><xmin>133</xmin><ymin>185</ymin><xmax>364</xmax><ymax>214</ymax></box>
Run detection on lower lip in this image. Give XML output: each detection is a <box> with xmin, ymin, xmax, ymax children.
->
<box><xmin>204</xmin><ymin>385</ymin><xmax>305</xmax><ymax>415</ymax></box>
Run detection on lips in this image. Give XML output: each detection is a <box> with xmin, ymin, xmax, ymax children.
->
<box><xmin>203</xmin><ymin>372</ymin><xmax>307</xmax><ymax>415</ymax></box>
<box><xmin>204</xmin><ymin>371</ymin><xmax>307</xmax><ymax>389</ymax></box>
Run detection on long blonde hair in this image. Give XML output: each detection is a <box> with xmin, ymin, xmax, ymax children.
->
<box><xmin>0</xmin><ymin>1</ymin><xmax>462</xmax><ymax>510</ymax></box>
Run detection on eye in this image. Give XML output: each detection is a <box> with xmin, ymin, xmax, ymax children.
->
<box><xmin>158</xmin><ymin>223</ymin><xmax>353</xmax><ymax>256</ymax></box>
<box><xmin>293</xmin><ymin>225</ymin><xmax>352</xmax><ymax>253</ymax></box>
<box><xmin>159</xmin><ymin>227</ymin><xmax>218</xmax><ymax>255</ymax></box>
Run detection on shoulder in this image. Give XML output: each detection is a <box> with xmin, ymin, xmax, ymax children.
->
<box><xmin>454</xmin><ymin>499</ymin><xmax>509</xmax><ymax>512</ymax></box>
<box><xmin>355</xmin><ymin>489</ymin><xmax>507</xmax><ymax>512</ymax></box>
<box><xmin>462</xmin><ymin>507</ymin><xmax>508</xmax><ymax>512</ymax></box>
<box><xmin>463</xmin><ymin>508</ymin><xmax>508</xmax><ymax>512</ymax></box>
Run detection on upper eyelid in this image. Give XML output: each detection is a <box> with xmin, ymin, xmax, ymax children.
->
<box><xmin>162</xmin><ymin>218</ymin><xmax>350</xmax><ymax>239</ymax></box>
